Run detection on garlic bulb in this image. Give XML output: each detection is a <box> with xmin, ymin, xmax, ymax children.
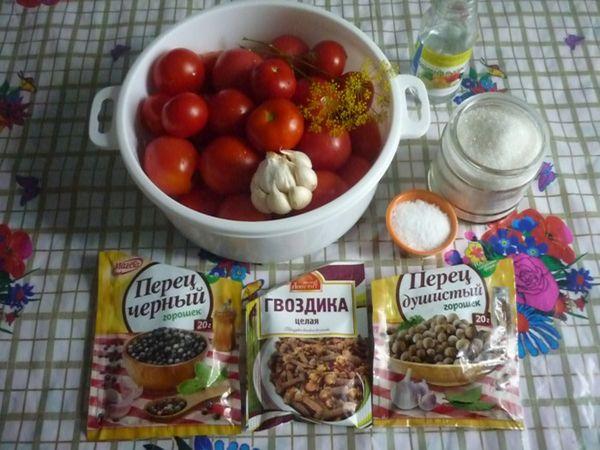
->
<box><xmin>250</xmin><ymin>150</ymin><xmax>318</xmax><ymax>215</ymax></box>
<box><xmin>392</xmin><ymin>368</ymin><xmax>419</xmax><ymax>410</ymax></box>
<box><xmin>392</xmin><ymin>368</ymin><xmax>437</xmax><ymax>411</ymax></box>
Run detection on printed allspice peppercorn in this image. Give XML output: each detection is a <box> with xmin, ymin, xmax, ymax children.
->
<box><xmin>389</xmin><ymin>314</ymin><xmax>498</xmax><ymax>365</ymax></box>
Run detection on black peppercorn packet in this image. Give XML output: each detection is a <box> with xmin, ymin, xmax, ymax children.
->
<box><xmin>87</xmin><ymin>251</ymin><xmax>243</xmax><ymax>441</ymax></box>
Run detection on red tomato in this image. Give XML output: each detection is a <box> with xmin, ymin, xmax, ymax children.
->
<box><xmin>143</xmin><ymin>136</ymin><xmax>198</xmax><ymax>195</ymax></box>
<box><xmin>218</xmin><ymin>194</ymin><xmax>271</xmax><ymax>221</ymax></box>
<box><xmin>199</xmin><ymin>51</ymin><xmax>221</xmax><ymax>92</ymax></box>
<box><xmin>212</xmin><ymin>49</ymin><xmax>263</xmax><ymax>92</ymax></box>
<box><xmin>292</xmin><ymin>77</ymin><xmax>312</xmax><ymax>106</ymax></box>
<box><xmin>338</xmin><ymin>71</ymin><xmax>375</xmax><ymax>108</ymax></box>
<box><xmin>309</xmin><ymin>40</ymin><xmax>347</xmax><ymax>78</ymax></box>
<box><xmin>271</xmin><ymin>34</ymin><xmax>309</xmax><ymax>57</ymax></box>
<box><xmin>339</xmin><ymin>155</ymin><xmax>371</xmax><ymax>186</ymax></box>
<box><xmin>140</xmin><ymin>93</ymin><xmax>170</xmax><ymax>135</ymax></box>
<box><xmin>198</xmin><ymin>136</ymin><xmax>260</xmax><ymax>195</ymax></box>
<box><xmin>250</xmin><ymin>58</ymin><xmax>297</xmax><ymax>101</ymax></box>
<box><xmin>246</xmin><ymin>99</ymin><xmax>304</xmax><ymax>153</ymax></box>
<box><xmin>303</xmin><ymin>170</ymin><xmax>348</xmax><ymax>211</ymax></box>
<box><xmin>178</xmin><ymin>185</ymin><xmax>221</xmax><ymax>216</ymax></box>
<box><xmin>292</xmin><ymin>77</ymin><xmax>338</xmax><ymax>122</ymax></box>
<box><xmin>152</xmin><ymin>48</ymin><xmax>205</xmax><ymax>95</ymax></box>
<box><xmin>161</xmin><ymin>92</ymin><xmax>209</xmax><ymax>138</ymax></box>
<box><xmin>297</xmin><ymin>129</ymin><xmax>351</xmax><ymax>171</ymax></box>
<box><xmin>208</xmin><ymin>89</ymin><xmax>254</xmax><ymax>135</ymax></box>
<box><xmin>350</xmin><ymin>119</ymin><xmax>383</xmax><ymax>161</ymax></box>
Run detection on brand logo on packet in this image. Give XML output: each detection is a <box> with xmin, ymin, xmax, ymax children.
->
<box><xmin>290</xmin><ymin>272</ymin><xmax>321</xmax><ymax>291</ymax></box>
<box><xmin>113</xmin><ymin>257</ymin><xmax>144</xmax><ymax>275</ymax></box>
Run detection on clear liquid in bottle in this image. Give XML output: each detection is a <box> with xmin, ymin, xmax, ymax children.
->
<box><xmin>411</xmin><ymin>0</ymin><xmax>479</xmax><ymax>103</ymax></box>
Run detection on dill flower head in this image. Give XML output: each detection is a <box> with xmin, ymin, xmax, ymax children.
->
<box><xmin>300</xmin><ymin>60</ymin><xmax>395</xmax><ymax>135</ymax></box>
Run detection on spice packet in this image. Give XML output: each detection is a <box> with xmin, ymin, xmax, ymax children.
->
<box><xmin>87</xmin><ymin>251</ymin><xmax>243</xmax><ymax>441</ymax></box>
<box><xmin>371</xmin><ymin>259</ymin><xmax>524</xmax><ymax>429</ymax></box>
<box><xmin>246</xmin><ymin>262</ymin><xmax>372</xmax><ymax>431</ymax></box>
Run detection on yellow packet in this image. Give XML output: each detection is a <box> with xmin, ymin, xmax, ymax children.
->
<box><xmin>371</xmin><ymin>259</ymin><xmax>524</xmax><ymax>429</ymax></box>
<box><xmin>87</xmin><ymin>251</ymin><xmax>243</xmax><ymax>441</ymax></box>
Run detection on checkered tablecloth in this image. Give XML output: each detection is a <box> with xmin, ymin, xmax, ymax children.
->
<box><xmin>0</xmin><ymin>1</ymin><xmax>599</xmax><ymax>449</ymax></box>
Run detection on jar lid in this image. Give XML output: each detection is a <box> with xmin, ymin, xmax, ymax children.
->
<box><xmin>449</xmin><ymin>93</ymin><xmax>548</xmax><ymax>175</ymax></box>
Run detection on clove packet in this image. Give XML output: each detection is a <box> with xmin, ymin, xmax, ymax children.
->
<box><xmin>371</xmin><ymin>259</ymin><xmax>524</xmax><ymax>429</ymax></box>
<box><xmin>87</xmin><ymin>251</ymin><xmax>243</xmax><ymax>440</ymax></box>
<box><xmin>246</xmin><ymin>262</ymin><xmax>372</xmax><ymax>431</ymax></box>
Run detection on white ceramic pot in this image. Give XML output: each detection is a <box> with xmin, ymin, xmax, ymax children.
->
<box><xmin>88</xmin><ymin>0</ymin><xmax>430</xmax><ymax>263</ymax></box>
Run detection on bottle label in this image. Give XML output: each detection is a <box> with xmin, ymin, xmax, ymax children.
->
<box><xmin>411</xmin><ymin>41</ymin><xmax>472</xmax><ymax>97</ymax></box>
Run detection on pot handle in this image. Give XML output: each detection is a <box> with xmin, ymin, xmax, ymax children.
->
<box><xmin>394</xmin><ymin>74</ymin><xmax>431</xmax><ymax>139</ymax></box>
<box><xmin>89</xmin><ymin>85</ymin><xmax>120</xmax><ymax>150</ymax></box>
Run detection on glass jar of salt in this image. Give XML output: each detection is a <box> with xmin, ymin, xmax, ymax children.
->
<box><xmin>428</xmin><ymin>93</ymin><xmax>549</xmax><ymax>222</ymax></box>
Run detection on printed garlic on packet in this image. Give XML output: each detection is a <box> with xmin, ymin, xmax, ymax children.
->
<box><xmin>246</xmin><ymin>262</ymin><xmax>372</xmax><ymax>431</ymax></box>
<box><xmin>87</xmin><ymin>251</ymin><xmax>243</xmax><ymax>441</ymax></box>
<box><xmin>371</xmin><ymin>259</ymin><xmax>524</xmax><ymax>429</ymax></box>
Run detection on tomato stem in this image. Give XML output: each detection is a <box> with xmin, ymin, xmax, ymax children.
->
<box><xmin>240</xmin><ymin>37</ymin><xmax>328</xmax><ymax>79</ymax></box>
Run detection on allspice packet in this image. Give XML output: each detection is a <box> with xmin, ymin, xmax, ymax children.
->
<box><xmin>371</xmin><ymin>259</ymin><xmax>524</xmax><ymax>429</ymax></box>
<box><xmin>87</xmin><ymin>251</ymin><xmax>243</xmax><ymax>441</ymax></box>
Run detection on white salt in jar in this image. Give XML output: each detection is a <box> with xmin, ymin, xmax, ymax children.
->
<box><xmin>428</xmin><ymin>93</ymin><xmax>549</xmax><ymax>223</ymax></box>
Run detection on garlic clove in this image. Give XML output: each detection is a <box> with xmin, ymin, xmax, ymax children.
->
<box><xmin>288</xmin><ymin>186</ymin><xmax>313</xmax><ymax>210</ymax></box>
<box><xmin>418</xmin><ymin>392</ymin><xmax>437</xmax><ymax>411</ymax></box>
<box><xmin>293</xmin><ymin>165</ymin><xmax>318</xmax><ymax>191</ymax></box>
<box><xmin>107</xmin><ymin>398</ymin><xmax>134</xmax><ymax>419</ymax></box>
<box><xmin>120</xmin><ymin>377</ymin><xmax>143</xmax><ymax>401</ymax></box>
<box><xmin>412</xmin><ymin>380</ymin><xmax>429</xmax><ymax>400</ymax></box>
<box><xmin>281</xmin><ymin>149</ymin><xmax>313</xmax><ymax>169</ymax></box>
<box><xmin>253</xmin><ymin>162</ymin><xmax>272</xmax><ymax>193</ymax></box>
<box><xmin>104</xmin><ymin>388</ymin><xmax>121</xmax><ymax>404</ymax></box>
<box><xmin>266</xmin><ymin>187</ymin><xmax>292</xmax><ymax>215</ymax></box>
<box><xmin>266</xmin><ymin>151</ymin><xmax>280</xmax><ymax>161</ymax></box>
<box><xmin>251</xmin><ymin>185</ymin><xmax>271</xmax><ymax>214</ymax></box>
<box><xmin>273</xmin><ymin>164</ymin><xmax>296</xmax><ymax>192</ymax></box>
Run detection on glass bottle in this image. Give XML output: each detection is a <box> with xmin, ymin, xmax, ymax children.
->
<box><xmin>410</xmin><ymin>0</ymin><xmax>479</xmax><ymax>103</ymax></box>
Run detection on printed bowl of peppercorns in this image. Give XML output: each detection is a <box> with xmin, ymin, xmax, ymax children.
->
<box><xmin>387</xmin><ymin>314</ymin><xmax>508</xmax><ymax>387</ymax></box>
<box><xmin>123</xmin><ymin>327</ymin><xmax>208</xmax><ymax>391</ymax></box>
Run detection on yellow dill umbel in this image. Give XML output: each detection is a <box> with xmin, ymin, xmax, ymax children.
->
<box><xmin>301</xmin><ymin>59</ymin><xmax>396</xmax><ymax>135</ymax></box>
